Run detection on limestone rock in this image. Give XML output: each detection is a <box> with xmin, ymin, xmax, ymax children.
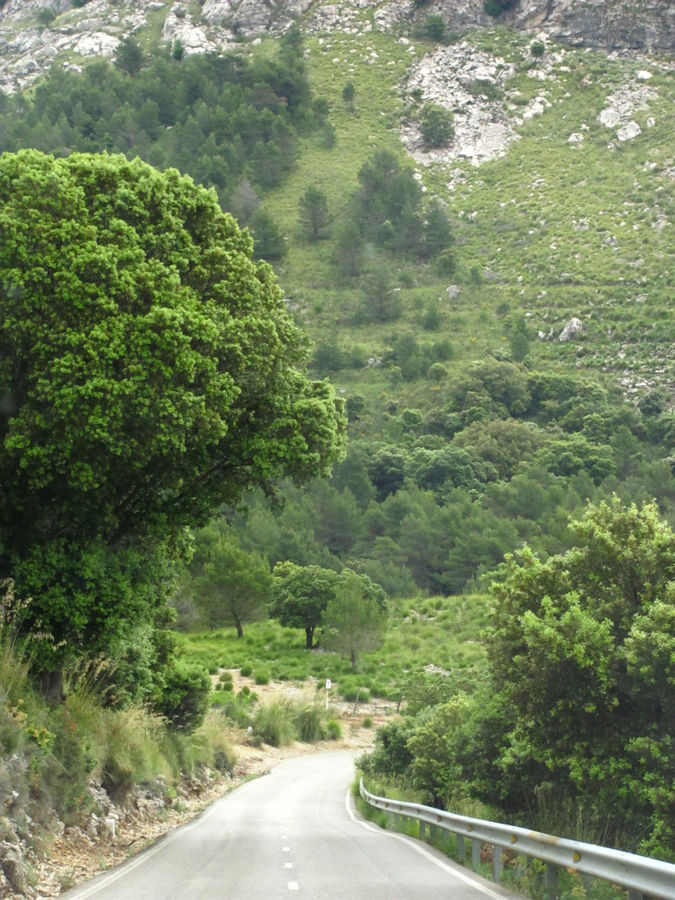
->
<box><xmin>0</xmin><ymin>842</ymin><xmax>27</xmax><ymax>895</ymax></box>
<box><xmin>598</xmin><ymin>107</ymin><xmax>621</xmax><ymax>128</ymax></box>
<box><xmin>617</xmin><ymin>120</ymin><xmax>641</xmax><ymax>141</ymax></box>
<box><xmin>559</xmin><ymin>317</ymin><xmax>583</xmax><ymax>341</ymax></box>
<box><xmin>401</xmin><ymin>43</ymin><xmax>518</xmax><ymax>167</ymax></box>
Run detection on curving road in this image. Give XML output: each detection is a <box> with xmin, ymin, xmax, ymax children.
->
<box><xmin>64</xmin><ymin>751</ymin><xmax>519</xmax><ymax>900</ymax></box>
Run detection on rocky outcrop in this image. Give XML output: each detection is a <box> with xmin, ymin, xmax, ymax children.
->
<box><xmin>0</xmin><ymin>0</ymin><xmax>672</xmax><ymax>95</ymax></box>
<box><xmin>401</xmin><ymin>43</ymin><xmax>519</xmax><ymax>167</ymax></box>
<box><xmin>507</xmin><ymin>0</ymin><xmax>675</xmax><ymax>54</ymax></box>
<box><xmin>403</xmin><ymin>0</ymin><xmax>674</xmax><ymax>54</ymax></box>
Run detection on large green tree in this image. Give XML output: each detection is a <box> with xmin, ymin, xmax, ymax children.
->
<box><xmin>270</xmin><ymin>562</ymin><xmax>341</xmax><ymax>649</ymax></box>
<box><xmin>0</xmin><ymin>150</ymin><xmax>345</xmax><ymax>685</ymax></box>
<box><xmin>189</xmin><ymin>523</ymin><xmax>272</xmax><ymax>637</ymax></box>
<box><xmin>321</xmin><ymin>570</ymin><xmax>388</xmax><ymax>668</ymax></box>
<box><xmin>487</xmin><ymin>497</ymin><xmax>675</xmax><ymax>855</ymax></box>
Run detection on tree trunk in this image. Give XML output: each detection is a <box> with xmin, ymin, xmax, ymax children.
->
<box><xmin>235</xmin><ymin>619</ymin><xmax>244</xmax><ymax>638</ymax></box>
<box><xmin>305</xmin><ymin>626</ymin><xmax>314</xmax><ymax>649</ymax></box>
<box><xmin>41</xmin><ymin>668</ymin><xmax>65</xmax><ymax>703</ymax></box>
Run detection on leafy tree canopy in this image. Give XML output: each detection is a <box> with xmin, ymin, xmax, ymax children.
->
<box><xmin>321</xmin><ymin>570</ymin><xmax>388</xmax><ymax>668</ymax></box>
<box><xmin>270</xmin><ymin>562</ymin><xmax>342</xmax><ymax>649</ymax></box>
<box><xmin>188</xmin><ymin>522</ymin><xmax>272</xmax><ymax>637</ymax></box>
<box><xmin>0</xmin><ymin>150</ymin><xmax>345</xmax><ymax>671</ymax></box>
<box><xmin>487</xmin><ymin>496</ymin><xmax>675</xmax><ymax>854</ymax></box>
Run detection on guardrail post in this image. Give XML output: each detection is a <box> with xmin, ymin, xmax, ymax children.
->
<box><xmin>457</xmin><ymin>834</ymin><xmax>466</xmax><ymax>862</ymax></box>
<box><xmin>493</xmin><ymin>847</ymin><xmax>503</xmax><ymax>884</ymax></box>
<box><xmin>545</xmin><ymin>862</ymin><xmax>559</xmax><ymax>899</ymax></box>
<box><xmin>472</xmin><ymin>839</ymin><xmax>481</xmax><ymax>869</ymax></box>
<box><xmin>428</xmin><ymin>824</ymin><xmax>436</xmax><ymax>843</ymax></box>
<box><xmin>419</xmin><ymin>821</ymin><xmax>426</xmax><ymax>840</ymax></box>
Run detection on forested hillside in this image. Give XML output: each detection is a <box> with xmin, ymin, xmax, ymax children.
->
<box><xmin>0</xmin><ymin>0</ymin><xmax>673</xmax><ymax>889</ymax></box>
<box><xmin>1</xmin><ymin>12</ymin><xmax>671</xmax><ymax>600</ymax></box>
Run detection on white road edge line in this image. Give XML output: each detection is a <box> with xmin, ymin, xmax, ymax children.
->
<box><xmin>345</xmin><ymin>789</ymin><xmax>506</xmax><ymax>900</ymax></box>
<box><xmin>66</xmin><ymin>778</ymin><xmax>260</xmax><ymax>898</ymax></box>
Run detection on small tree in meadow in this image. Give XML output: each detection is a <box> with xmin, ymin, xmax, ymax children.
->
<box><xmin>342</xmin><ymin>80</ymin><xmax>356</xmax><ymax>112</ymax></box>
<box><xmin>298</xmin><ymin>185</ymin><xmax>331</xmax><ymax>241</ymax></box>
<box><xmin>322</xmin><ymin>571</ymin><xmax>387</xmax><ymax>668</ymax></box>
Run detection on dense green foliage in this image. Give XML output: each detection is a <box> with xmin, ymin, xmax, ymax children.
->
<box><xmin>1</xmin><ymin>8</ymin><xmax>673</xmax><ymax>861</ymax></box>
<box><xmin>0</xmin><ymin>36</ymin><xmax>313</xmax><ymax>210</ymax></box>
<box><xmin>2</xmin><ymin>27</ymin><xmax>671</xmax><ymax>609</ymax></box>
<box><xmin>227</xmin><ymin>357</ymin><xmax>674</xmax><ymax>598</ymax></box>
<box><xmin>362</xmin><ymin>499</ymin><xmax>675</xmax><ymax>858</ymax></box>
<box><xmin>321</xmin><ymin>571</ymin><xmax>388</xmax><ymax>666</ymax></box>
<box><xmin>0</xmin><ymin>149</ymin><xmax>344</xmax><ymax>686</ymax></box>
<box><xmin>269</xmin><ymin>563</ymin><xmax>385</xmax><ymax>651</ymax></box>
<box><xmin>186</xmin><ymin>522</ymin><xmax>272</xmax><ymax>636</ymax></box>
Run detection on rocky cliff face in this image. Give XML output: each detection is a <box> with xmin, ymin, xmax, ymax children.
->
<box><xmin>507</xmin><ymin>0</ymin><xmax>675</xmax><ymax>53</ymax></box>
<box><xmin>0</xmin><ymin>0</ymin><xmax>672</xmax><ymax>94</ymax></box>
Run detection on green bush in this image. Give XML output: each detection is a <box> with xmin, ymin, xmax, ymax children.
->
<box><xmin>240</xmin><ymin>664</ymin><xmax>253</xmax><ymax>677</ymax></box>
<box><xmin>253</xmin><ymin>668</ymin><xmax>270</xmax><ymax>685</ymax></box>
<box><xmin>152</xmin><ymin>662</ymin><xmax>210</xmax><ymax>733</ymax></box>
<box><xmin>420</xmin><ymin>104</ymin><xmax>454</xmax><ymax>149</ymax></box>
<box><xmin>483</xmin><ymin>0</ymin><xmax>516</xmax><ymax>16</ymax></box>
<box><xmin>253</xmin><ymin>699</ymin><xmax>296</xmax><ymax>747</ymax></box>
<box><xmin>341</xmin><ymin>686</ymin><xmax>370</xmax><ymax>703</ymax></box>
<box><xmin>326</xmin><ymin>718</ymin><xmax>342</xmax><ymax>740</ymax></box>
<box><xmin>424</xmin><ymin>14</ymin><xmax>446</xmax><ymax>42</ymax></box>
<box><xmin>190</xmin><ymin>710</ymin><xmax>237</xmax><ymax>773</ymax></box>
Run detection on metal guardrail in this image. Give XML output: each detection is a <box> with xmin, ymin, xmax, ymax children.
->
<box><xmin>360</xmin><ymin>780</ymin><xmax>675</xmax><ymax>900</ymax></box>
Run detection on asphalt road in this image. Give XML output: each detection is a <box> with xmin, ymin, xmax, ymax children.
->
<box><xmin>64</xmin><ymin>751</ymin><xmax>518</xmax><ymax>900</ymax></box>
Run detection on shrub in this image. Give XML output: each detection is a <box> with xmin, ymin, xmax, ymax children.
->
<box><xmin>437</xmin><ymin>248</ymin><xmax>457</xmax><ymax>275</ymax></box>
<box><xmin>90</xmin><ymin>705</ymin><xmax>169</xmax><ymax>802</ymax></box>
<box><xmin>341</xmin><ymin>686</ymin><xmax>370</xmax><ymax>703</ymax></box>
<box><xmin>427</xmin><ymin>363</ymin><xmax>448</xmax><ymax>383</ymax></box>
<box><xmin>253</xmin><ymin>669</ymin><xmax>270</xmax><ymax>685</ymax></box>
<box><xmin>420</xmin><ymin>104</ymin><xmax>454</xmax><ymax>149</ymax></box>
<box><xmin>424</xmin><ymin>14</ymin><xmax>446</xmax><ymax>42</ymax></box>
<box><xmin>293</xmin><ymin>702</ymin><xmax>330</xmax><ymax>742</ymax></box>
<box><xmin>467</xmin><ymin>79</ymin><xmax>503</xmax><ymax>102</ymax></box>
<box><xmin>190</xmin><ymin>710</ymin><xmax>237</xmax><ymax>773</ymax></box>
<box><xmin>152</xmin><ymin>662</ymin><xmax>210</xmax><ymax>733</ymax></box>
<box><xmin>326</xmin><ymin>718</ymin><xmax>342</xmax><ymax>740</ymax></box>
<box><xmin>483</xmin><ymin>0</ymin><xmax>516</xmax><ymax>16</ymax></box>
<box><xmin>240</xmin><ymin>664</ymin><xmax>253</xmax><ymax>677</ymax></box>
<box><xmin>253</xmin><ymin>699</ymin><xmax>296</xmax><ymax>747</ymax></box>
<box><xmin>37</xmin><ymin>8</ymin><xmax>56</xmax><ymax>25</ymax></box>
<box><xmin>530</xmin><ymin>40</ymin><xmax>546</xmax><ymax>58</ymax></box>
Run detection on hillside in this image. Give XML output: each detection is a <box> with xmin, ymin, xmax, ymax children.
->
<box><xmin>0</xmin><ymin>1</ymin><xmax>673</xmax><ymax>892</ymax></box>
<box><xmin>0</xmin><ymin>0</ymin><xmax>673</xmax><ymax>599</ymax></box>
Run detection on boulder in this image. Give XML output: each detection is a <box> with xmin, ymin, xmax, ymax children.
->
<box><xmin>617</xmin><ymin>120</ymin><xmax>641</xmax><ymax>141</ymax></box>
<box><xmin>558</xmin><ymin>317</ymin><xmax>583</xmax><ymax>341</ymax></box>
<box><xmin>0</xmin><ymin>842</ymin><xmax>27</xmax><ymax>895</ymax></box>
